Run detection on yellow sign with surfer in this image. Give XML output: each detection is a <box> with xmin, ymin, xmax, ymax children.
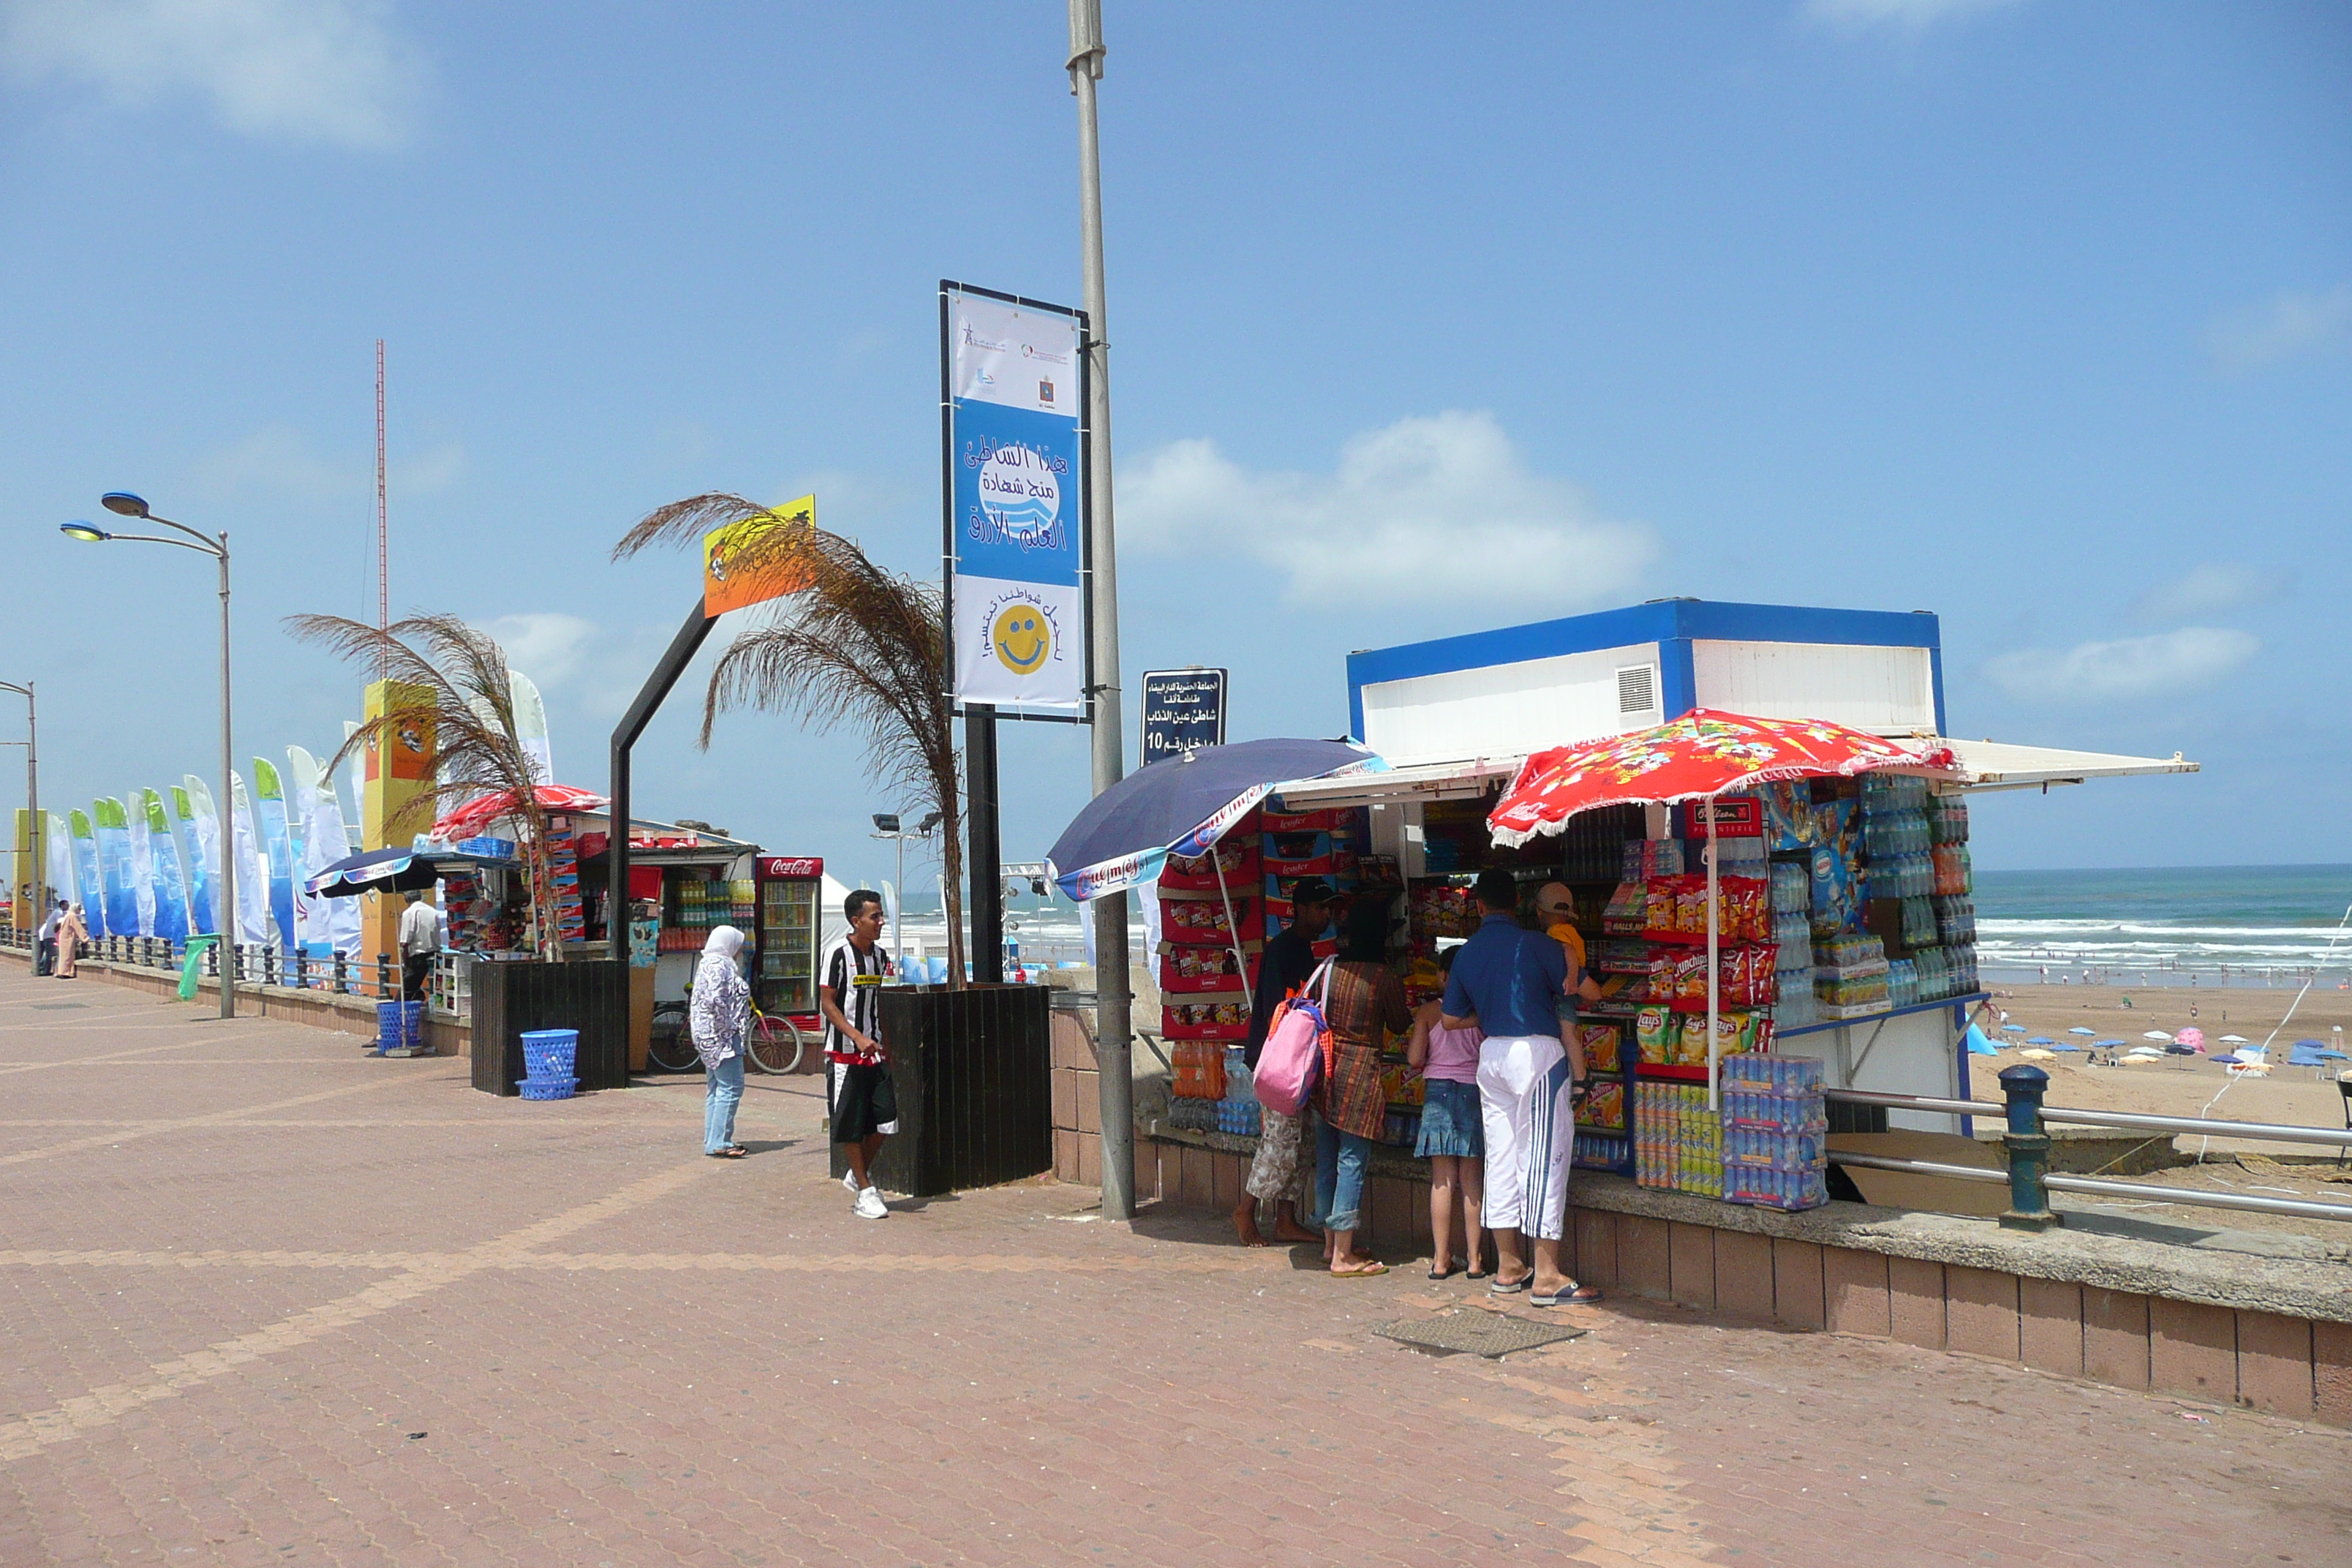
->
<box><xmin>703</xmin><ymin>495</ymin><xmax>816</xmax><ymax>619</ymax></box>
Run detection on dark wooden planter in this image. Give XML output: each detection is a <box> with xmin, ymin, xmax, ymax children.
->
<box><xmin>829</xmin><ymin>982</ymin><xmax>1052</xmax><ymax>1197</ymax></box>
<box><xmin>470</xmin><ymin>958</ymin><xmax>629</xmax><ymax>1096</ymax></box>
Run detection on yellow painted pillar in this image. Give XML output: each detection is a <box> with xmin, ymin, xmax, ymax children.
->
<box><xmin>360</xmin><ymin>679</ymin><xmax>436</xmax><ymax>992</ymax></box>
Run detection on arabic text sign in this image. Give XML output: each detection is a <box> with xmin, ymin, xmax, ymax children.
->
<box><xmin>1140</xmin><ymin>668</ymin><xmax>1229</xmax><ymax>766</ymax></box>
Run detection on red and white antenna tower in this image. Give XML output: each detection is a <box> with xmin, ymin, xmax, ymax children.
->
<box><xmin>375</xmin><ymin>339</ymin><xmax>388</xmax><ymax>677</ymax></box>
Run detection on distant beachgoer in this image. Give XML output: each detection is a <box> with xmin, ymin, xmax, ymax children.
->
<box><xmin>690</xmin><ymin>925</ymin><xmax>750</xmax><ymax>1158</ymax></box>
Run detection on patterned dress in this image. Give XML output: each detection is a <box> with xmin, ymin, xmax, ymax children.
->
<box><xmin>1312</xmin><ymin>962</ymin><xmax>1412</xmax><ymax>1141</ymax></box>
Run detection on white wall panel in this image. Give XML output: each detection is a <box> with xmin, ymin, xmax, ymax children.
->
<box><xmin>1691</xmin><ymin>640</ymin><xmax>1935</xmax><ymax>734</ymax></box>
<box><xmin>1361</xmin><ymin>642</ymin><xmax>1659</xmax><ymax>764</ymax></box>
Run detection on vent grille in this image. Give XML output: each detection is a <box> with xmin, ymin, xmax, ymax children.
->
<box><xmin>1616</xmin><ymin>665</ymin><xmax>1656</xmax><ymax>715</ymax></box>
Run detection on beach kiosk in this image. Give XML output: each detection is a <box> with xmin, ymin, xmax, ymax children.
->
<box><xmin>1270</xmin><ymin>599</ymin><xmax>2197</xmax><ymax>1138</ymax></box>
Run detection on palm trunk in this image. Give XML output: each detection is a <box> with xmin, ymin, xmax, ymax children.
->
<box><xmin>940</xmin><ymin>790</ymin><xmax>967</xmax><ymax>988</ymax></box>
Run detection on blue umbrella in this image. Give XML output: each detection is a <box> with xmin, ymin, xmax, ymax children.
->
<box><xmin>306</xmin><ymin>846</ymin><xmax>437</xmax><ymax>898</ymax></box>
<box><xmin>1046</xmin><ymin>739</ymin><xmax>1384</xmax><ymax>901</ymax></box>
<box><xmin>2068</xmin><ymin>1027</ymin><xmax>2096</xmax><ymax>1036</ymax></box>
<box><xmin>2026</xmin><ymin>1036</ymin><xmax>2056</xmax><ymax>1045</ymax></box>
<box><xmin>2095</xmin><ymin>1039</ymin><xmax>2127</xmax><ymax>1047</ymax></box>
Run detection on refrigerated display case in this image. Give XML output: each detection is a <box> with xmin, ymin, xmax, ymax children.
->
<box><xmin>756</xmin><ymin>856</ymin><xmax>824</xmax><ymax>1031</ymax></box>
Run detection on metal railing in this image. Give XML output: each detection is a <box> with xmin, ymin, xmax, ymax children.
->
<box><xmin>14</xmin><ymin>930</ymin><xmax>427</xmax><ymax>1006</ymax></box>
<box><xmin>1826</xmin><ymin>1068</ymin><xmax>2352</xmax><ymax>1227</ymax></box>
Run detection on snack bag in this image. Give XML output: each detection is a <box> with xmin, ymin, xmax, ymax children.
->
<box><xmin>1636</xmin><ymin>1006</ymin><xmax>1673</xmax><ymax>1064</ymax></box>
<box><xmin>1582</xmin><ymin>1022</ymin><xmax>1621</xmax><ymax>1074</ymax></box>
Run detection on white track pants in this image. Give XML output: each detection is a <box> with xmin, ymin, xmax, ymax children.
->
<box><xmin>1476</xmin><ymin>1034</ymin><xmax>1574</xmax><ymax>1241</ymax></box>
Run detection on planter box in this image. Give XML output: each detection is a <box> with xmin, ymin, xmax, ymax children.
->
<box><xmin>830</xmin><ymin>983</ymin><xmax>1052</xmax><ymax>1196</ymax></box>
<box><xmin>470</xmin><ymin>958</ymin><xmax>629</xmax><ymax>1096</ymax></box>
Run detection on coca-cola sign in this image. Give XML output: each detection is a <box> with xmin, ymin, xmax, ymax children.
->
<box><xmin>759</xmin><ymin>856</ymin><xmax>823</xmax><ymax>878</ymax></box>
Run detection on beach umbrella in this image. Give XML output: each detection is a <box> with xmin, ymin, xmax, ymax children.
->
<box><xmin>2141</xmin><ymin>1030</ymin><xmax>2174</xmax><ymax>1043</ymax></box>
<box><xmin>2068</xmin><ymin>1027</ymin><xmax>2096</xmax><ymax>1036</ymax></box>
<box><xmin>2001</xmin><ymin>1022</ymin><xmax>2027</xmax><ymax>1033</ymax></box>
<box><xmin>304</xmin><ymin>846</ymin><xmax>440</xmax><ymax>898</ymax></box>
<box><xmin>2095</xmin><ymin>1039</ymin><xmax>2127</xmax><ymax>1047</ymax></box>
<box><xmin>2174</xmin><ymin>1026</ymin><xmax>2205</xmax><ymax>1052</ymax></box>
<box><xmin>1046</xmin><ymin>738</ymin><xmax>1384</xmax><ymax>902</ymax></box>
<box><xmin>2219</xmin><ymin>1034</ymin><xmax>2250</xmax><ymax>1044</ymax></box>
<box><xmin>2025</xmin><ymin>1036</ymin><xmax>2055</xmax><ymax>1045</ymax></box>
<box><xmin>431</xmin><ymin>783</ymin><xmax>607</xmax><ymax>840</ymax></box>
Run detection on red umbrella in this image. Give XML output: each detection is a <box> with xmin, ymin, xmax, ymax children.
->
<box><xmin>433</xmin><ymin>784</ymin><xmax>608</xmax><ymax>841</ymax></box>
<box><xmin>1488</xmin><ymin>709</ymin><xmax>1958</xmax><ymax>848</ymax></box>
<box><xmin>1487</xmin><ymin>709</ymin><xmax>1959</xmax><ymax>1108</ymax></box>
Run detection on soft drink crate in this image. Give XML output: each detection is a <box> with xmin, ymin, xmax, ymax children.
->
<box><xmin>1725</xmin><ymin>1123</ymin><xmax>1826</xmax><ymax>1170</ymax></box>
<box><xmin>1573</xmin><ymin>1133</ymin><xmax>1629</xmax><ymax>1171</ymax></box>
<box><xmin>1213</xmin><ymin>1098</ymin><xmax>1262</xmax><ymax>1137</ymax></box>
<box><xmin>1727</xmin><ymin>1163</ymin><xmax>1828</xmax><ymax>1211</ymax></box>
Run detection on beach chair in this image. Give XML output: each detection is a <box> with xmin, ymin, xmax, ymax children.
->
<box><xmin>2223</xmin><ymin>1045</ymin><xmax>2270</xmax><ymax>1081</ymax></box>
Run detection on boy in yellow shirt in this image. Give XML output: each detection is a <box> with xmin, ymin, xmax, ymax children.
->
<box><xmin>1535</xmin><ymin>883</ymin><xmax>1603</xmax><ymax>1022</ymax></box>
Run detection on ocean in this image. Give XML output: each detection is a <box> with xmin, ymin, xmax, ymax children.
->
<box><xmin>894</xmin><ymin>864</ymin><xmax>2352</xmax><ymax>984</ymax></box>
<box><xmin>1975</xmin><ymin>864</ymin><xmax>2352</xmax><ymax>983</ymax></box>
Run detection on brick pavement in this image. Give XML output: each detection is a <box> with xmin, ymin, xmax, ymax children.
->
<box><xmin>1</xmin><ymin>965</ymin><xmax>2345</xmax><ymax>1567</ymax></box>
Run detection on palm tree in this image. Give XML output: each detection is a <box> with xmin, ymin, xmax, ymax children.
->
<box><xmin>613</xmin><ymin>493</ymin><xmax>966</xmax><ymax>984</ymax></box>
<box><xmin>284</xmin><ymin>612</ymin><xmax>568</xmax><ymax>962</ymax></box>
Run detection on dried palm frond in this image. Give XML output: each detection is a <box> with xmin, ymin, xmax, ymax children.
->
<box><xmin>286</xmin><ymin>612</ymin><xmax>566</xmax><ymax>962</ymax></box>
<box><xmin>615</xmin><ymin>494</ymin><xmax>965</xmax><ymax>984</ymax></box>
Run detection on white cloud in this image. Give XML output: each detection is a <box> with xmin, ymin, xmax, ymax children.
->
<box><xmin>478</xmin><ymin>613</ymin><xmax>599</xmax><ymax>690</ymax></box>
<box><xmin>1801</xmin><ymin>0</ymin><xmax>2023</xmax><ymax>33</ymax></box>
<box><xmin>2129</xmin><ymin>564</ymin><xmax>2286</xmax><ymax>622</ymax></box>
<box><xmin>194</xmin><ymin>426</ymin><xmax>464</xmax><ymax>499</ymax></box>
<box><xmin>2205</xmin><ymin>284</ymin><xmax>2352</xmax><ymax>372</ymax></box>
<box><xmin>0</xmin><ymin>0</ymin><xmax>426</xmax><ymax>150</ymax></box>
<box><xmin>1983</xmin><ymin>627</ymin><xmax>2258</xmax><ymax>704</ymax></box>
<box><xmin>1121</xmin><ymin>411</ymin><xmax>1655</xmax><ymax>609</ymax></box>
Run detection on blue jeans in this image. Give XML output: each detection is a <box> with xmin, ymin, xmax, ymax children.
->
<box><xmin>1312</xmin><ymin>1117</ymin><xmax>1373</xmax><ymax>1233</ymax></box>
<box><xmin>704</xmin><ymin>1052</ymin><xmax>744</xmax><ymax>1153</ymax></box>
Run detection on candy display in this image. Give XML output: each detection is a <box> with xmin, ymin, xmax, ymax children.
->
<box><xmin>1409</xmin><ymin>881</ymin><xmax>1479</xmax><ymax>939</ymax></box>
<box><xmin>1578</xmin><ymin>1079</ymin><xmax>1626</xmax><ymax>1131</ymax></box>
<box><xmin>1161</xmin><ymin>943</ymin><xmax>1254</xmax><ymax>994</ymax></box>
<box><xmin>1161</xmin><ymin>998</ymin><xmax>1250</xmax><ymax>1040</ymax></box>
<box><xmin>1160</xmin><ymin>839</ymin><xmax>1259</xmax><ymax>892</ymax></box>
<box><xmin>1580</xmin><ymin>1021</ymin><xmax>1621</xmax><ymax>1074</ymax></box>
<box><xmin>1161</xmin><ymin>894</ymin><xmax>1261</xmax><ymax>947</ymax></box>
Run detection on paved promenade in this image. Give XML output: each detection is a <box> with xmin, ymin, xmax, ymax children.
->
<box><xmin>1</xmin><ymin>965</ymin><xmax>2344</xmax><ymax>1567</ymax></box>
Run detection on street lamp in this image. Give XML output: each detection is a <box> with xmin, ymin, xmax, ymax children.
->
<box><xmin>61</xmin><ymin>493</ymin><xmax>236</xmax><ymax>1018</ymax></box>
<box><xmin>869</xmin><ymin>810</ymin><xmax>944</xmax><ymax>972</ymax></box>
<box><xmin>0</xmin><ymin>680</ymin><xmax>34</xmax><ymax>932</ymax></box>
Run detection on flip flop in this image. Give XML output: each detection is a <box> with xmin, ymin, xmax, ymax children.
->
<box><xmin>1531</xmin><ymin>1283</ymin><xmax>1604</xmax><ymax>1307</ymax></box>
<box><xmin>1488</xmin><ymin>1274</ymin><xmax>1531</xmax><ymax>1295</ymax></box>
<box><xmin>706</xmin><ymin>1147</ymin><xmax>747</xmax><ymax>1159</ymax></box>
<box><xmin>1332</xmin><ymin>1261</ymin><xmax>1387</xmax><ymax>1278</ymax></box>
<box><xmin>1427</xmin><ymin>1264</ymin><xmax>1456</xmax><ymax>1281</ymax></box>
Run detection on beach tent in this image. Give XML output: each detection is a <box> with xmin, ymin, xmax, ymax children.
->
<box><xmin>1964</xmin><ymin>1024</ymin><xmax>1999</xmax><ymax>1056</ymax></box>
<box><xmin>2288</xmin><ymin>1040</ymin><xmax>2347</xmax><ymax>1068</ymax></box>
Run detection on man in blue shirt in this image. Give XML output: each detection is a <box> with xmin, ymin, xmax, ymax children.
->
<box><xmin>1440</xmin><ymin>867</ymin><xmax>1597</xmax><ymax>1306</ymax></box>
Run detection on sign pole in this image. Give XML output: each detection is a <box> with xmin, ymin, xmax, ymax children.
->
<box><xmin>1068</xmin><ymin>0</ymin><xmax>1131</xmax><ymax>1219</ymax></box>
<box><xmin>966</xmin><ymin>704</ymin><xmax>1003</xmax><ymax>983</ymax></box>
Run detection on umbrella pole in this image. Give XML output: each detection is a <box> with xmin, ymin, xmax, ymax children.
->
<box><xmin>1213</xmin><ymin>864</ymin><xmax>1252</xmax><ymax>1014</ymax></box>
<box><xmin>1706</xmin><ymin>793</ymin><xmax>1720</xmax><ymax>1113</ymax></box>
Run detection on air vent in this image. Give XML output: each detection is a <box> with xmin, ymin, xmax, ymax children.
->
<box><xmin>1616</xmin><ymin>664</ymin><xmax>1656</xmax><ymax>715</ymax></box>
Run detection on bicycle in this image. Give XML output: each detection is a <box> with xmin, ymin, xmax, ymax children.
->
<box><xmin>647</xmin><ymin>991</ymin><xmax>807</xmax><ymax>1076</ymax></box>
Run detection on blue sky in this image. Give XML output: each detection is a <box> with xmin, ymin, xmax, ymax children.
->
<box><xmin>2</xmin><ymin>0</ymin><xmax>2346</xmax><ymax>892</ymax></box>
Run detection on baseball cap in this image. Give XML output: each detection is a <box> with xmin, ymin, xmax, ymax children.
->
<box><xmin>1535</xmin><ymin>881</ymin><xmax>1575</xmax><ymax>918</ymax></box>
<box><xmin>1289</xmin><ymin>877</ymin><xmax>1337</xmax><ymax>906</ymax></box>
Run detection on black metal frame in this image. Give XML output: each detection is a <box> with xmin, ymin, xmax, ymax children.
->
<box><xmin>606</xmin><ymin>597</ymin><xmax>717</xmax><ymax>965</ymax></box>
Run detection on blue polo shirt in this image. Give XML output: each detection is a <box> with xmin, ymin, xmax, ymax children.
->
<box><xmin>1441</xmin><ymin>912</ymin><xmax>1568</xmax><ymax>1041</ymax></box>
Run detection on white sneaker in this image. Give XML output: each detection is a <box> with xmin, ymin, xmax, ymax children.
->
<box><xmin>853</xmin><ymin>1186</ymin><xmax>889</xmax><ymax>1220</ymax></box>
<box><xmin>840</xmin><ymin>1169</ymin><xmax>861</xmax><ymax>1197</ymax></box>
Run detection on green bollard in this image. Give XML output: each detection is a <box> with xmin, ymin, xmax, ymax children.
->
<box><xmin>1997</xmin><ymin>1063</ymin><xmax>2060</xmax><ymax>1232</ymax></box>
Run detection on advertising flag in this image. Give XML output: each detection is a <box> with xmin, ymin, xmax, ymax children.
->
<box><xmin>227</xmin><ymin>772</ymin><xmax>271</xmax><ymax>947</ymax></box>
<box><xmin>944</xmin><ymin>285</ymin><xmax>1085</xmax><ymax>715</ymax></box>
<box><xmin>253</xmin><ymin>758</ymin><xmax>297</xmax><ymax>950</ymax></box>
<box><xmin>69</xmin><ymin>810</ymin><xmax>105</xmax><ymax>938</ymax></box>
<box><xmin>94</xmin><ymin>798</ymin><xmax>138</xmax><ymax>939</ymax></box>
<box><xmin>124</xmin><ymin>791</ymin><xmax>157</xmax><ymax>937</ymax></box>
<box><xmin>179</xmin><ymin>780</ymin><xmax>221</xmax><ymax>936</ymax></box>
<box><xmin>143</xmin><ymin>790</ymin><xmax>190</xmax><ymax>943</ymax></box>
<box><xmin>509</xmin><ymin>671</ymin><xmax>554</xmax><ymax>788</ymax></box>
<box><xmin>46</xmin><ymin>810</ymin><xmax>78</xmax><ymax>919</ymax></box>
<box><xmin>290</xmin><ymin>747</ymin><xmax>362</xmax><ymax>960</ymax></box>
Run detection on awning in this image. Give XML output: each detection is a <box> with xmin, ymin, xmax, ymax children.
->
<box><xmin>1268</xmin><ymin>755</ymin><xmax>1520</xmax><ymax>811</ymax></box>
<box><xmin>1938</xmin><ymin>739</ymin><xmax>2198</xmax><ymax>793</ymax></box>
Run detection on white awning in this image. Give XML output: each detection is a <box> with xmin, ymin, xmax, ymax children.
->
<box><xmin>1268</xmin><ymin>755</ymin><xmax>1522</xmax><ymax>810</ymax></box>
<box><xmin>1939</xmin><ymin>738</ymin><xmax>2198</xmax><ymax>793</ymax></box>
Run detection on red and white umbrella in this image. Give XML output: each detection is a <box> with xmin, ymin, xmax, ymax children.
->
<box><xmin>433</xmin><ymin>784</ymin><xmax>608</xmax><ymax>841</ymax></box>
<box><xmin>1487</xmin><ymin>710</ymin><xmax>1961</xmax><ymax>1106</ymax></box>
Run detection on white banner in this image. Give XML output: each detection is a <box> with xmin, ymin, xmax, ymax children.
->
<box><xmin>951</xmin><ymin>576</ymin><xmax>1083</xmax><ymax>710</ymax></box>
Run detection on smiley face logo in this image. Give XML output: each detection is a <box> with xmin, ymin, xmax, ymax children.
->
<box><xmin>992</xmin><ymin>604</ymin><xmax>1051</xmax><ymax>674</ymax></box>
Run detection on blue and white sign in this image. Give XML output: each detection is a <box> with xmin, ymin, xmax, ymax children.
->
<box><xmin>946</xmin><ymin>287</ymin><xmax>1085</xmax><ymax>713</ymax></box>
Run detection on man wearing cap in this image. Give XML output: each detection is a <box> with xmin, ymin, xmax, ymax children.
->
<box><xmin>1232</xmin><ymin>876</ymin><xmax>1335</xmax><ymax>1248</ymax></box>
<box><xmin>1440</xmin><ymin>868</ymin><xmax>1598</xmax><ymax>1307</ymax></box>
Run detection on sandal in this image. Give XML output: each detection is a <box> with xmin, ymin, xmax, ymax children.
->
<box><xmin>1427</xmin><ymin>1263</ymin><xmax>1456</xmax><ymax>1281</ymax></box>
<box><xmin>706</xmin><ymin>1147</ymin><xmax>747</xmax><ymax>1159</ymax></box>
<box><xmin>1531</xmin><ymin>1281</ymin><xmax>1604</xmax><ymax>1307</ymax></box>
<box><xmin>1332</xmin><ymin>1260</ymin><xmax>1387</xmax><ymax>1278</ymax></box>
<box><xmin>1488</xmin><ymin>1273</ymin><xmax>1531</xmax><ymax>1295</ymax></box>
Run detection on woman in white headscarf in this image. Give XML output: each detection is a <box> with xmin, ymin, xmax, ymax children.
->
<box><xmin>690</xmin><ymin>924</ymin><xmax>753</xmax><ymax>1158</ymax></box>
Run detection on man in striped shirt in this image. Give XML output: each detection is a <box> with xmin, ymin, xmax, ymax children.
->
<box><xmin>821</xmin><ymin>889</ymin><xmax>897</xmax><ymax>1219</ymax></box>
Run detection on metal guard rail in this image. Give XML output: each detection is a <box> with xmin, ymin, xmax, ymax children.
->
<box><xmin>1824</xmin><ymin>1077</ymin><xmax>2352</xmax><ymax>1228</ymax></box>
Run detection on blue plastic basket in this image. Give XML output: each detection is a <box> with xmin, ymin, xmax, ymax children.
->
<box><xmin>519</xmin><ymin>1028</ymin><xmax>578</xmax><ymax>1079</ymax></box>
<box><xmin>376</xmin><ymin>999</ymin><xmax>426</xmax><ymax>1047</ymax></box>
<box><xmin>516</xmin><ymin>1075</ymin><xmax>578</xmax><ymax>1101</ymax></box>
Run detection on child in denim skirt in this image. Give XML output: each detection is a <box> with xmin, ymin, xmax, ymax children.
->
<box><xmin>1408</xmin><ymin>948</ymin><xmax>1487</xmax><ymax>1280</ymax></box>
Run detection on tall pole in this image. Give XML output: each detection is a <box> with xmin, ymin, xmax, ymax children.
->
<box><xmin>967</xmin><ymin>706</ymin><xmax>1003</xmax><ymax>984</ymax></box>
<box><xmin>217</xmin><ymin>540</ymin><xmax>235</xmax><ymax>1019</ymax></box>
<box><xmin>1068</xmin><ymin>0</ymin><xmax>1132</xmax><ymax>1218</ymax></box>
<box><xmin>0</xmin><ymin>682</ymin><xmax>34</xmax><ymax>921</ymax></box>
<box><xmin>375</xmin><ymin>339</ymin><xmax>389</xmax><ymax>679</ymax></box>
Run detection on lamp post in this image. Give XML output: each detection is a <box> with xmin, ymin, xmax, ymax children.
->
<box><xmin>0</xmin><ymin>681</ymin><xmax>34</xmax><ymax>930</ymax></box>
<box><xmin>870</xmin><ymin>810</ymin><xmax>944</xmax><ymax>974</ymax></box>
<box><xmin>63</xmin><ymin>495</ymin><xmax>235</xmax><ymax>1018</ymax></box>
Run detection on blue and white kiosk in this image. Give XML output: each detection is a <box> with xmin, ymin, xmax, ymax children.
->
<box><xmin>1272</xmin><ymin>598</ymin><xmax>2197</xmax><ymax>1135</ymax></box>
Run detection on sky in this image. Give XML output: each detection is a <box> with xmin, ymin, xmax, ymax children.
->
<box><xmin>1</xmin><ymin>0</ymin><xmax>2346</xmax><ymax>897</ymax></box>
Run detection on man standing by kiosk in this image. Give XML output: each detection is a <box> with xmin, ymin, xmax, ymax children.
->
<box><xmin>821</xmin><ymin>889</ymin><xmax>897</xmax><ymax>1220</ymax></box>
<box><xmin>1440</xmin><ymin>869</ymin><xmax>1599</xmax><ymax>1308</ymax></box>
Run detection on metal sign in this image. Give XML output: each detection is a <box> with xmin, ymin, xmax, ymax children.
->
<box><xmin>704</xmin><ymin>496</ymin><xmax>815</xmax><ymax>619</ymax></box>
<box><xmin>941</xmin><ymin>282</ymin><xmax>1089</xmax><ymax>720</ymax></box>
<box><xmin>1139</xmin><ymin>668</ymin><xmax>1228</xmax><ymax>766</ymax></box>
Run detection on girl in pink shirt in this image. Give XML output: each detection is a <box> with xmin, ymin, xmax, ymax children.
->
<box><xmin>1408</xmin><ymin>948</ymin><xmax>1487</xmax><ymax>1280</ymax></box>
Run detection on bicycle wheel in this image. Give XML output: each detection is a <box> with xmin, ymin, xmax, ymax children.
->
<box><xmin>745</xmin><ymin>1013</ymin><xmax>804</xmax><ymax>1075</ymax></box>
<box><xmin>646</xmin><ymin>1014</ymin><xmax>701</xmax><ymax>1074</ymax></box>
